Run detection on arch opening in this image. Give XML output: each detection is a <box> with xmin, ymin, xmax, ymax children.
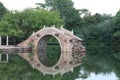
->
<box><xmin>37</xmin><ymin>35</ymin><xmax>61</xmax><ymax>67</ymax></box>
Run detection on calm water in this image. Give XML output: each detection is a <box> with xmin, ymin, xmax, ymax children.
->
<box><xmin>42</xmin><ymin>43</ymin><xmax>120</xmax><ymax>80</ymax></box>
<box><xmin>0</xmin><ymin>40</ymin><xmax>119</xmax><ymax>80</ymax></box>
<box><xmin>45</xmin><ymin>40</ymin><xmax>120</xmax><ymax>80</ymax></box>
<box><xmin>32</xmin><ymin>34</ymin><xmax>120</xmax><ymax>80</ymax></box>
<box><xmin>73</xmin><ymin>44</ymin><xmax>120</xmax><ymax>80</ymax></box>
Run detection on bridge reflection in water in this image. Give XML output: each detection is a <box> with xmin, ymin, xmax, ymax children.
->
<box><xmin>0</xmin><ymin>28</ymin><xmax>119</xmax><ymax>80</ymax></box>
<box><xmin>0</xmin><ymin>45</ymin><xmax>118</xmax><ymax>80</ymax></box>
<box><xmin>0</xmin><ymin>27</ymin><xmax>85</xmax><ymax>76</ymax></box>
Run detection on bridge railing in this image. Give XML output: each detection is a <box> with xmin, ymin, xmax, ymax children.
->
<box><xmin>0</xmin><ymin>35</ymin><xmax>9</xmax><ymax>46</ymax></box>
<box><xmin>0</xmin><ymin>36</ymin><xmax>9</xmax><ymax>63</ymax></box>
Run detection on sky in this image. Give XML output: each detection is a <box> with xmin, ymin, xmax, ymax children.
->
<box><xmin>0</xmin><ymin>0</ymin><xmax>120</xmax><ymax>15</ymax></box>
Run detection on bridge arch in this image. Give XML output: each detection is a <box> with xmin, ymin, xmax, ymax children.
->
<box><xmin>17</xmin><ymin>27</ymin><xmax>85</xmax><ymax>75</ymax></box>
<box><xmin>36</xmin><ymin>34</ymin><xmax>62</xmax><ymax>67</ymax></box>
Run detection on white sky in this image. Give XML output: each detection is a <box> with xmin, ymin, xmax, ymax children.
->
<box><xmin>0</xmin><ymin>0</ymin><xmax>120</xmax><ymax>15</ymax></box>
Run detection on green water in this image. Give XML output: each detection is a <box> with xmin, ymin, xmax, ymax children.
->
<box><xmin>0</xmin><ymin>54</ymin><xmax>80</xmax><ymax>80</ymax></box>
<box><xmin>0</xmin><ymin>43</ymin><xmax>119</xmax><ymax>80</ymax></box>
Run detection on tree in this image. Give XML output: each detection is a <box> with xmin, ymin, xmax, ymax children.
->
<box><xmin>37</xmin><ymin>0</ymin><xmax>74</xmax><ymax>10</ymax></box>
<box><xmin>111</xmin><ymin>10</ymin><xmax>120</xmax><ymax>59</ymax></box>
<box><xmin>1</xmin><ymin>8</ymin><xmax>63</xmax><ymax>40</ymax></box>
<box><xmin>0</xmin><ymin>21</ymin><xmax>21</xmax><ymax>36</ymax></box>
<box><xmin>0</xmin><ymin>2</ymin><xmax>7</xmax><ymax>20</ymax></box>
<box><xmin>79</xmin><ymin>9</ymin><xmax>91</xmax><ymax>17</ymax></box>
<box><xmin>93</xmin><ymin>13</ymin><xmax>112</xmax><ymax>23</ymax></box>
<box><xmin>37</xmin><ymin>0</ymin><xmax>82</xmax><ymax>30</ymax></box>
<box><xmin>82</xmin><ymin>15</ymin><xmax>97</xmax><ymax>25</ymax></box>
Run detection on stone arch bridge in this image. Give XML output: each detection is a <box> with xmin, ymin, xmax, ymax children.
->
<box><xmin>0</xmin><ymin>27</ymin><xmax>85</xmax><ymax>76</ymax></box>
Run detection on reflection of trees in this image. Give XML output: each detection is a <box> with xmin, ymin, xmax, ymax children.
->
<box><xmin>0</xmin><ymin>55</ymin><xmax>82</xmax><ymax>80</ymax></box>
<box><xmin>113</xmin><ymin>60</ymin><xmax>120</xmax><ymax>79</ymax></box>
<box><xmin>62</xmin><ymin>67</ymin><xmax>81</xmax><ymax>80</ymax></box>
<box><xmin>80</xmin><ymin>44</ymin><xmax>120</xmax><ymax>79</ymax></box>
<box><xmin>1</xmin><ymin>45</ymin><xmax>119</xmax><ymax>80</ymax></box>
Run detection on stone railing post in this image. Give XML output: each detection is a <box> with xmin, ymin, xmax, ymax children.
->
<box><xmin>0</xmin><ymin>54</ymin><xmax>1</xmax><ymax>61</ymax></box>
<box><xmin>6</xmin><ymin>54</ymin><xmax>8</xmax><ymax>62</ymax></box>
<box><xmin>0</xmin><ymin>36</ymin><xmax>1</xmax><ymax>46</ymax></box>
<box><xmin>6</xmin><ymin>35</ymin><xmax>8</xmax><ymax>46</ymax></box>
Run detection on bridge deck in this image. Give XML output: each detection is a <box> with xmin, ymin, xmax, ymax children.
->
<box><xmin>0</xmin><ymin>45</ymin><xmax>31</xmax><ymax>54</ymax></box>
<box><xmin>0</xmin><ymin>45</ymin><xmax>19</xmax><ymax>49</ymax></box>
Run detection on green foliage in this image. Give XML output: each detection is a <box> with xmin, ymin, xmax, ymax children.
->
<box><xmin>0</xmin><ymin>21</ymin><xmax>22</xmax><ymax>36</ymax></box>
<box><xmin>81</xmin><ymin>12</ymin><xmax>112</xmax><ymax>27</ymax></box>
<box><xmin>114</xmin><ymin>31</ymin><xmax>120</xmax><ymax>38</ymax></box>
<box><xmin>0</xmin><ymin>2</ymin><xmax>7</xmax><ymax>20</ymax></box>
<box><xmin>93</xmin><ymin>13</ymin><xmax>112</xmax><ymax>23</ymax></box>
<box><xmin>111</xmin><ymin>10</ymin><xmax>120</xmax><ymax>53</ymax></box>
<box><xmin>38</xmin><ymin>0</ymin><xmax>82</xmax><ymax>30</ymax></box>
<box><xmin>1</xmin><ymin>8</ymin><xmax>63</xmax><ymax>41</ymax></box>
<box><xmin>112</xmin><ymin>10</ymin><xmax>120</xmax><ymax>33</ymax></box>
<box><xmin>82</xmin><ymin>15</ymin><xmax>97</xmax><ymax>25</ymax></box>
<box><xmin>113</xmin><ymin>52</ymin><xmax>120</xmax><ymax>60</ymax></box>
<box><xmin>39</xmin><ymin>0</ymin><xmax>74</xmax><ymax>10</ymax></box>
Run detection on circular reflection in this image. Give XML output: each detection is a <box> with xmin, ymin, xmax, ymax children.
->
<box><xmin>37</xmin><ymin>35</ymin><xmax>61</xmax><ymax>67</ymax></box>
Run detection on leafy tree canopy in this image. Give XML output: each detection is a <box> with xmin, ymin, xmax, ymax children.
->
<box><xmin>37</xmin><ymin>0</ymin><xmax>82</xmax><ymax>30</ymax></box>
<box><xmin>0</xmin><ymin>2</ymin><xmax>7</xmax><ymax>20</ymax></box>
<box><xmin>1</xmin><ymin>8</ymin><xmax>63</xmax><ymax>39</ymax></box>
